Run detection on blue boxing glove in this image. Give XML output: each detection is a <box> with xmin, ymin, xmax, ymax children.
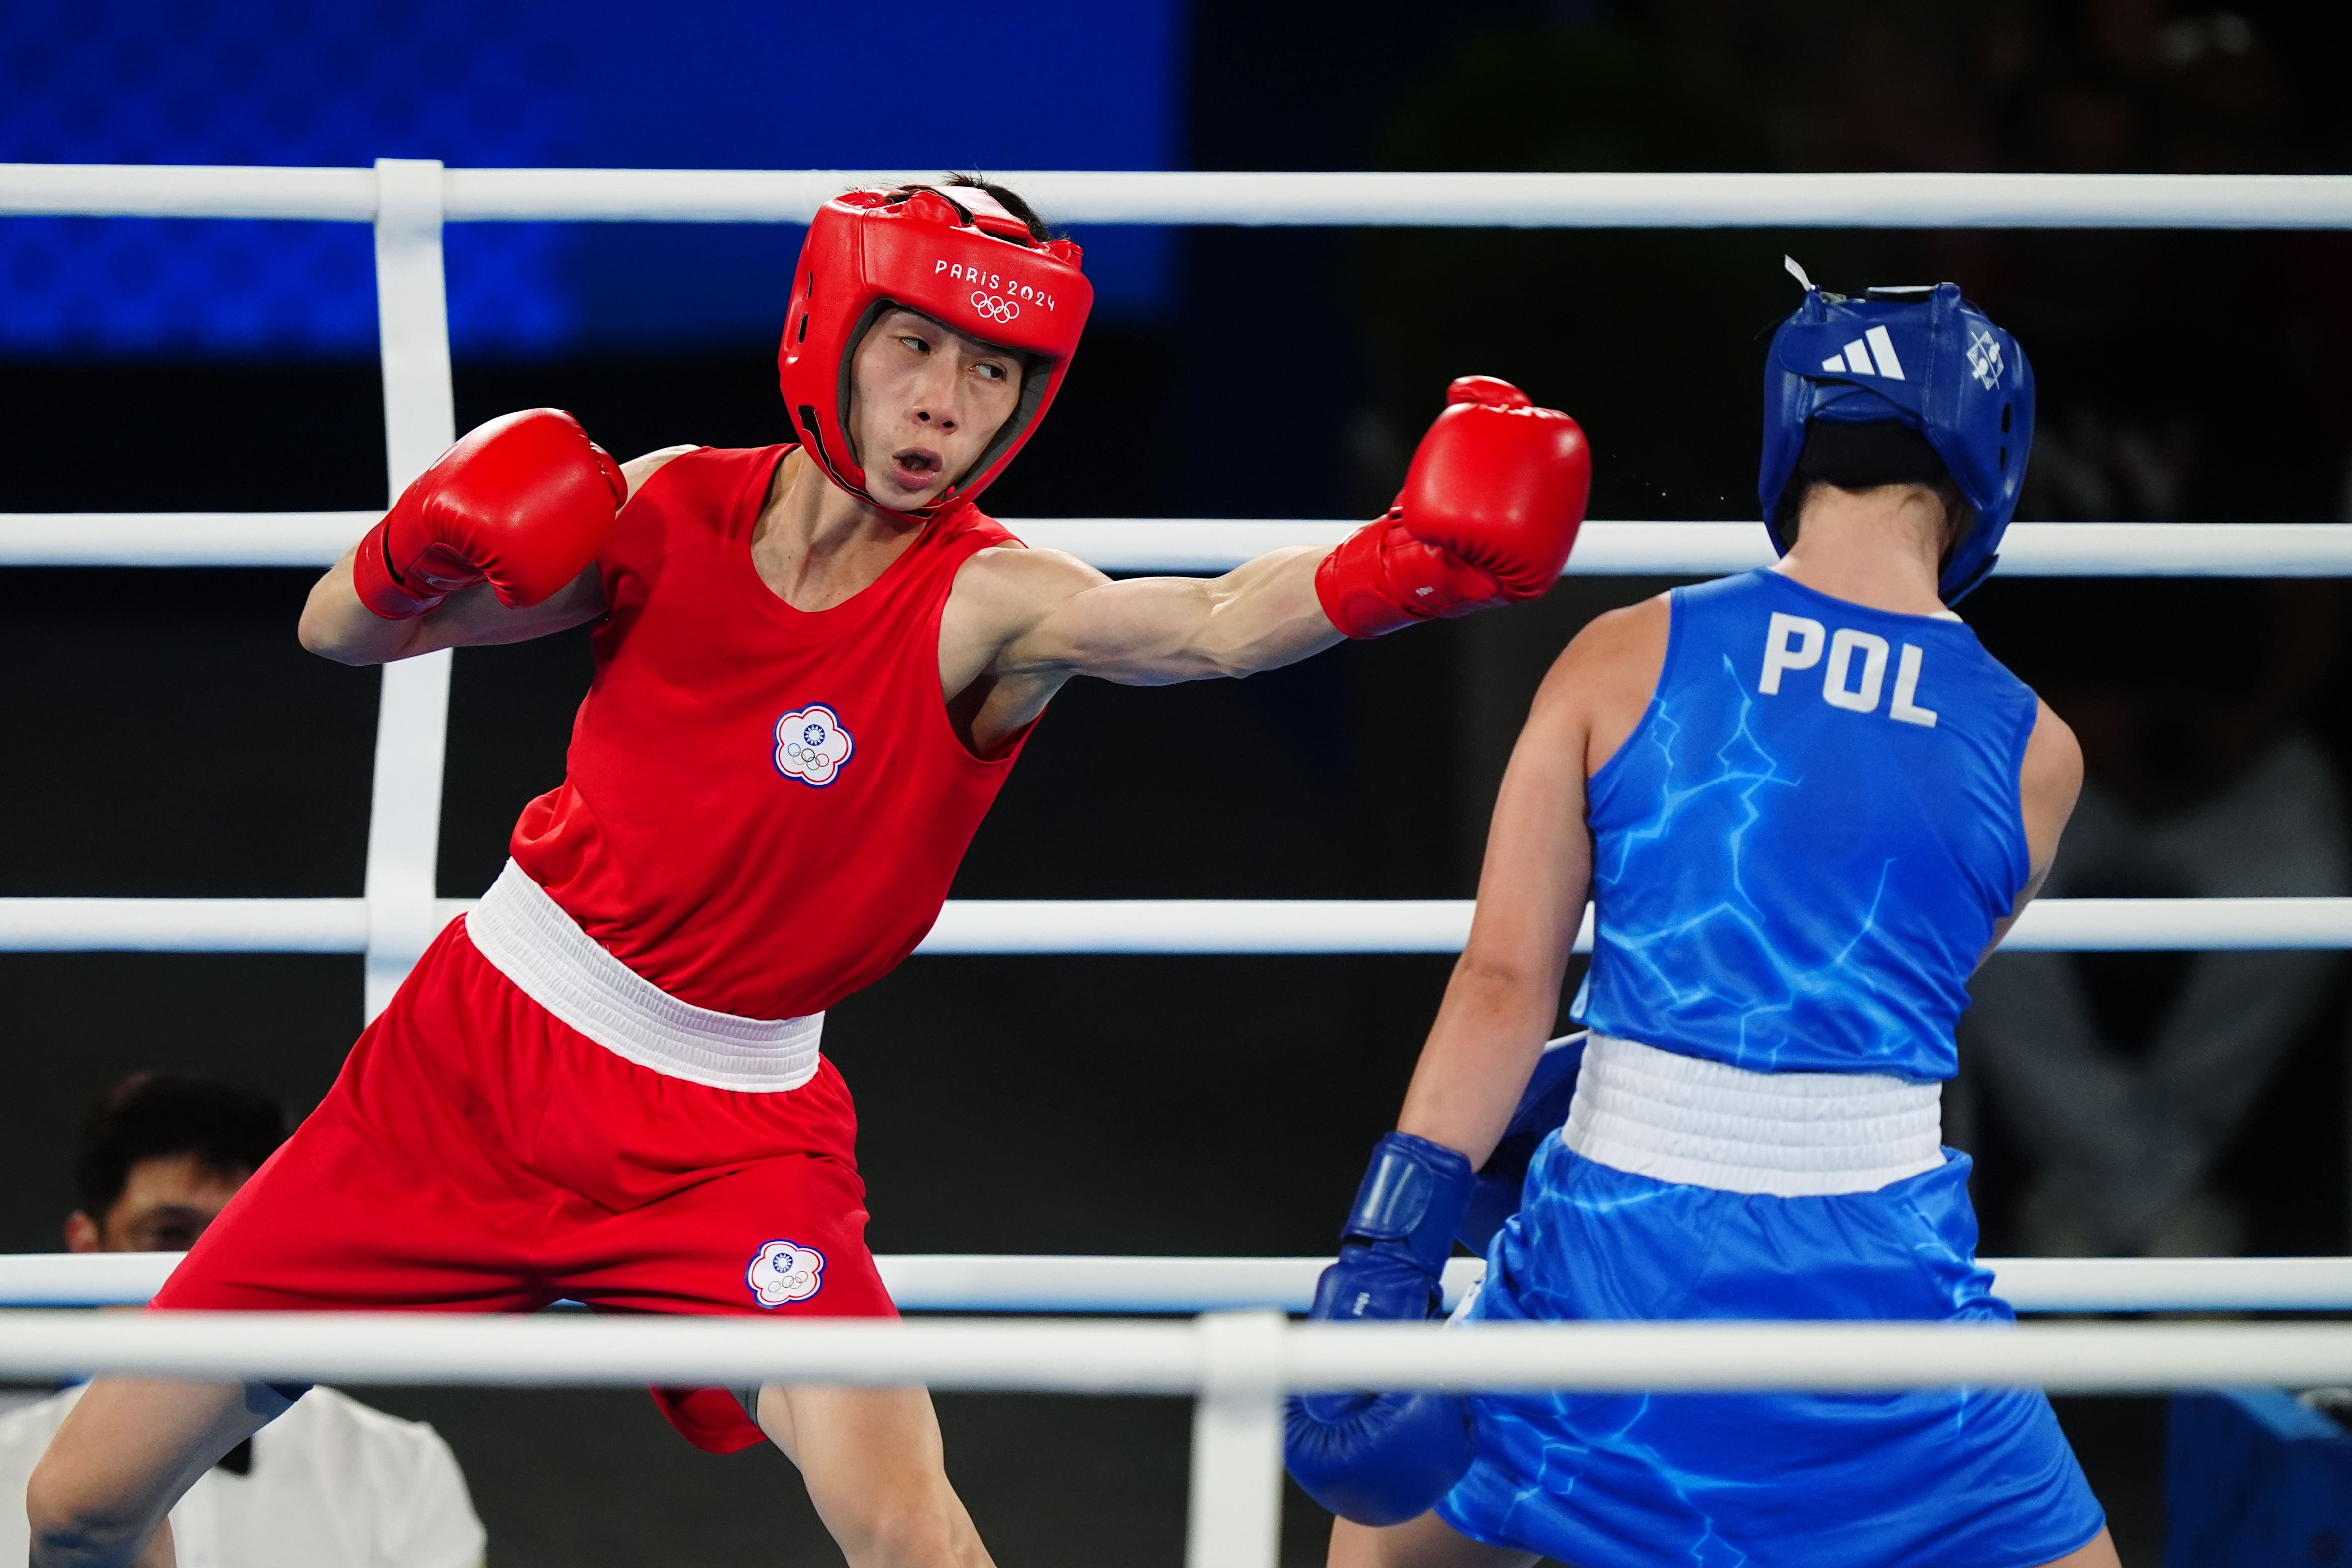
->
<box><xmin>1457</xmin><ymin>1032</ymin><xmax>1586</xmax><ymax>1255</ymax></box>
<box><xmin>1284</xmin><ymin>1132</ymin><xmax>1478</xmax><ymax>1526</ymax></box>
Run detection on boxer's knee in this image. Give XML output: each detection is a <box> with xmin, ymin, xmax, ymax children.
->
<box><xmin>778</xmin><ymin>1384</ymin><xmax>987</xmax><ymax>1567</ymax></box>
<box><xmin>26</xmin><ymin>1378</ymin><xmax>264</xmax><ymax>1568</ymax></box>
<box><xmin>826</xmin><ymin>1476</ymin><xmax>983</xmax><ymax>1568</ymax></box>
<box><xmin>25</xmin><ymin>1454</ymin><xmax>164</xmax><ymax>1568</ymax></box>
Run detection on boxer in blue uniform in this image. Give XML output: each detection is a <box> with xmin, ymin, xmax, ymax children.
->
<box><xmin>1285</xmin><ymin>273</ymin><xmax>2118</xmax><ymax>1568</ymax></box>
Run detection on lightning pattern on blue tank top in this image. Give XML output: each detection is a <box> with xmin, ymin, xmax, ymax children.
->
<box><xmin>1574</xmin><ymin>569</ymin><xmax>2039</xmax><ymax>1080</ymax></box>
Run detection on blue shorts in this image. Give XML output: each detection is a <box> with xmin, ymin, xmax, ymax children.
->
<box><xmin>1437</xmin><ymin>1138</ymin><xmax>2105</xmax><ymax>1568</ymax></box>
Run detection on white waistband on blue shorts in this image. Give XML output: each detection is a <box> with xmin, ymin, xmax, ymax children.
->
<box><xmin>1563</xmin><ymin>1032</ymin><xmax>1942</xmax><ymax>1197</ymax></box>
<box><xmin>463</xmin><ymin>858</ymin><xmax>824</xmax><ymax>1093</ymax></box>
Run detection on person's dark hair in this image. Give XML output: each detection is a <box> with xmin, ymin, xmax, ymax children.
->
<box><xmin>943</xmin><ymin>172</ymin><xmax>1052</xmax><ymax>244</ymax></box>
<box><xmin>1775</xmin><ymin>419</ymin><xmax>1973</xmax><ymax>562</ymax></box>
<box><xmin>74</xmin><ymin>1072</ymin><xmax>288</xmax><ymax>1221</ymax></box>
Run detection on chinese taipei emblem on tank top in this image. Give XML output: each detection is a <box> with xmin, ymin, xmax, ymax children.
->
<box><xmin>773</xmin><ymin>704</ymin><xmax>854</xmax><ymax>787</ymax></box>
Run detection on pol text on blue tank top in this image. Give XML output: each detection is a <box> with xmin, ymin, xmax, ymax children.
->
<box><xmin>1575</xmin><ymin>569</ymin><xmax>2038</xmax><ymax>1080</ymax></box>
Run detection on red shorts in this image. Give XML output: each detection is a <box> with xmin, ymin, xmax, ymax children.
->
<box><xmin>153</xmin><ymin>918</ymin><xmax>895</xmax><ymax>1453</ymax></box>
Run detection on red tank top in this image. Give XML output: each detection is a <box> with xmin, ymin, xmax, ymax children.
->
<box><xmin>510</xmin><ymin>445</ymin><xmax>1030</xmax><ymax>1018</ymax></box>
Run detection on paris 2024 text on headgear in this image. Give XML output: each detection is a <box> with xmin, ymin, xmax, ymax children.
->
<box><xmin>777</xmin><ymin>185</ymin><xmax>1096</xmax><ymax>519</ymax></box>
<box><xmin>1759</xmin><ymin>265</ymin><xmax>2035</xmax><ymax>603</ymax></box>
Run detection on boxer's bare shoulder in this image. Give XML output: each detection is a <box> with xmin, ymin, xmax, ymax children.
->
<box><xmin>2012</xmin><ymin>697</ymin><xmax>2084</xmax><ymax>905</ymax></box>
<box><xmin>941</xmin><ymin>544</ymin><xmax>1113</xmax><ymax>671</ymax></box>
<box><xmin>620</xmin><ymin>444</ymin><xmax>699</xmax><ymax>500</ymax></box>
<box><xmin>951</xmin><ymin>543</ymin><xmax>1110</xmax><ymax>622</ymax></box>
<box><xmin>1531</xmin><ymin>591</ymin><xmax>1671</xmax><ymax>779</ymax></box>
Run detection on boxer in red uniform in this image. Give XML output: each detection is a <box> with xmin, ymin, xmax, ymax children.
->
<box><xmin>29</xmin><ymin>179</ymin><xmax>1592</xmax><ymax>1568</ymax></box>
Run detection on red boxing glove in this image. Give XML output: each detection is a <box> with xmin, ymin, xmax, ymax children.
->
<box><xmin>1316</xmin><ymin>376</ymin><xmax>1591</xmax><ymax>638</ymax></box>
<box><xmin>352</xmin><ymin>408</ymin><xmax>628</xmax><ymax>621</ymax></box>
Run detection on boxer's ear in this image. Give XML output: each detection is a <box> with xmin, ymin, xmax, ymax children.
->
<box><xmin>64</xmin><ymin>1210</ymin><xmax>103</xmax><ymax>1253</ymax></box>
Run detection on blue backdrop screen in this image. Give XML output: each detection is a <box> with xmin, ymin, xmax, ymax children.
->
<box><xmin>0</xmin><ymin>0</ymin><xmax>1184</xmax><ymax>356</ymax></box>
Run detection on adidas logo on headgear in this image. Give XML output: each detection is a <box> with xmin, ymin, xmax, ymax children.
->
<box><xmin>1821</xmin><ymin>325</ymin><xmax>1905</xmax><ymax>380</ymax></box>
<box><xmin>1783</xmin><ymin>257</ymin><xmax>1910</xmax><ymax>382</ymax></box>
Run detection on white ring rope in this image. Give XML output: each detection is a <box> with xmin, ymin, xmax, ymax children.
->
<box><xmin>0</xmin><ymin>1309</ymin><xmax>2345</xmax><ymax>1395</ymax></box>
<box><xmin>9</xmin><ymin>1251</ymin><xmax>2349</xmax><ymax>1315</ymax></box>
<box><xmin>6</xmin><ymin>515</ymin><xmax>2352</xmax><ymax>577</ymax></box>
<box><xmin>3</xmin><ymin>896</ymin><xmax>2349</xmax><ymax>956</ymax></box>
<box><xmin>12</xmin><ymin>161</ymin><xmax>2352</xmax><ymax>1568</ymax></box>
<box><xmin>9</xmin><ymin>165</ymin><xmax>2352</xmax><ymax>229</ymax></box>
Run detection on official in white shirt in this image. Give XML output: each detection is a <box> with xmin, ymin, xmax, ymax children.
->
<box><xmin>0</xmin><ymin>1384</ymin><xmax>482</xmax><ymax>1568</ymax></box>
<box><xmin>5</xmin><ymin>1072</ymin><xmax>485</xmax><ymax>1568</ymax></box>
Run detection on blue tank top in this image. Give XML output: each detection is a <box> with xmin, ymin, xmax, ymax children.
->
<box><xmin>1576</xmin><ymin>569</ymin><xmax>2038</xmax><ymax>1080</ymax></box>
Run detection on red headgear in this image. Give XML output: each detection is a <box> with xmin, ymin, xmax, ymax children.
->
<box><xmin>777</xmin><ymin>185</ymin><xmax>1094</xmax><ymax>517</ymax></box>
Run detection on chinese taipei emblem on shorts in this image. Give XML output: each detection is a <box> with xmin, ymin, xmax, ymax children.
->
<box><xmin>747</xmin><ymin>1239</ymin><xmax>826</xmax><ymax>1308</ymax></box>
<box><xmin>773</xmin><ymin>704</ymin><xmax>853</xmax><ymax>787</ymax></box>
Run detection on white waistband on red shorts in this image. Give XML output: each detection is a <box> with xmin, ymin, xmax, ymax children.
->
<box><xmin>464</xmin><ymin>858</ymin><xmax>824</xmax><ymax>1093</ymax></box>
<box><xmin>1563</xmin><ymin>1032</ymin><xmax>1942</xmax><ymax>1197</ymax></box>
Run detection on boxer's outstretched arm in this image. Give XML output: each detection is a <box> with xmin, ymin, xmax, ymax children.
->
<box><xmin>965</xmin><ymin>543</ymin><xmax>1345</xmax><ymax>687</ymax></box>
<box><xmin>955</xmin><ymin>378</ymin><xmax>1589</xmax><ymax>691</ymax></box>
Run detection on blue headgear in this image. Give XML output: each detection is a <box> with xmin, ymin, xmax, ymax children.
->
<box><xmin>1759</xmin><ymin>273</ymin><xmax>2033</xmax><ymax>602</ymax></box>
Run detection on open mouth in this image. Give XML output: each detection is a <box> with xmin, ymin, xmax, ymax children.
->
<box><xmin>889</xmin><ymin>447</ymin><xmax>943</xmax><ymax>486</ymax></box>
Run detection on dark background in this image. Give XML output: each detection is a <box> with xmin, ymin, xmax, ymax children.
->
<box><xmin>9</xmin><ymin>0</ymin><xmax>2352</xmax><ymax>1563</ymax></box>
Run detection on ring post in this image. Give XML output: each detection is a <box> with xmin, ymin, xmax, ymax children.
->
<box><xmin>1186</xmin><ymin>1310</ymin><xmax>1288</xmax><ymax>1568</ymax></box>
<box><xmin>363</xmin><ymin>158</ymin><xmax>458</xmax><ymax>1020</ymax></box>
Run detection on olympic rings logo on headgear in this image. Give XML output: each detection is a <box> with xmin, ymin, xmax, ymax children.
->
<box><xmin>970</xmin><ymin>291</ymin><xmax>1021</xmax><ymax>325</ymax></box>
